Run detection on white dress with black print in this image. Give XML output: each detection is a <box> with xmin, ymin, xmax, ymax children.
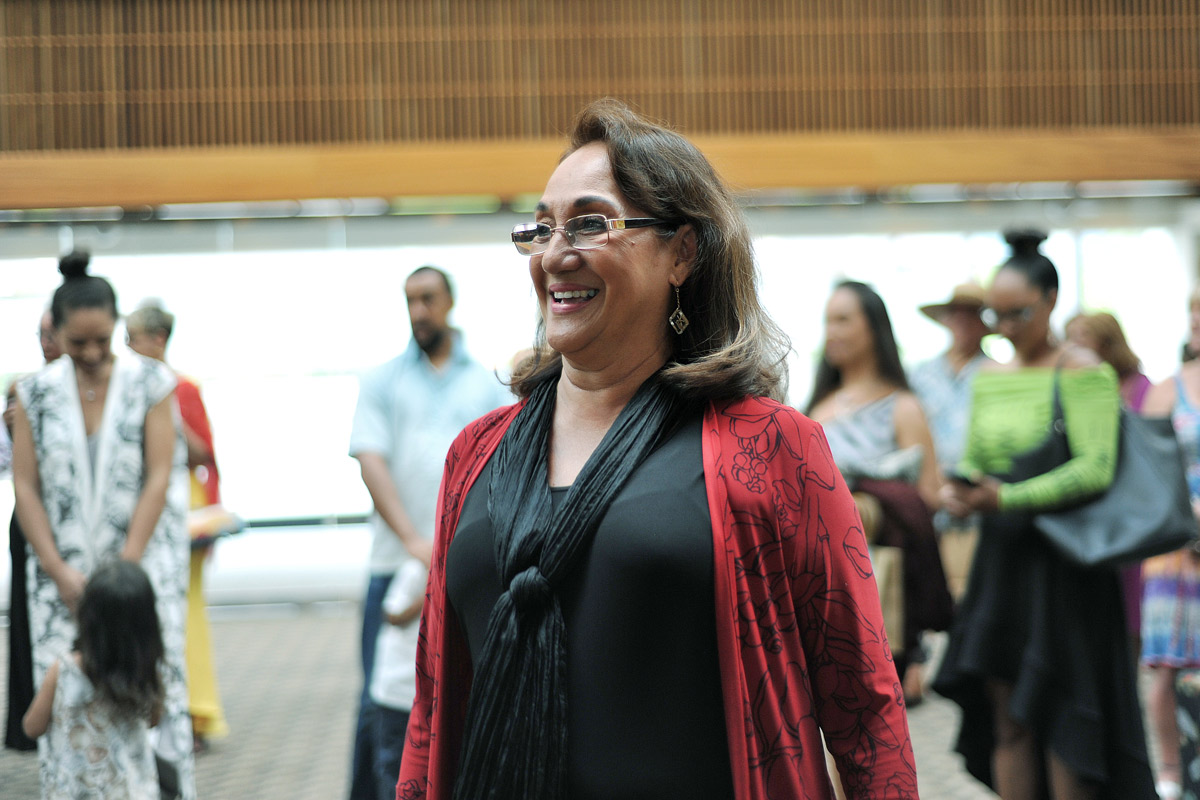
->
<box><xmin>18</xmin><ymin>354</ymin><xmax>195</xmax><ymax>800</ymax></box>
<box><xmin>43</xmin><ymin>655</ymin><xmax>159</xmax><ymax>800</ymax></box>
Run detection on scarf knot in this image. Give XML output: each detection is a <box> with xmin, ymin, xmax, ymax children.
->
<box><xmin>453</xmin><ymin>375</ymin><xmax>683</xmax><ymax>800</ymax></box>
<box><xmin>510</xmin><ymin>565</ymin><xmax>552</xmax><ymax>613</ymax></box>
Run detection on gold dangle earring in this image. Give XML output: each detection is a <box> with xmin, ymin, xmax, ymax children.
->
<box><xmin>669</xmin><ymin>284</ymin><xmax>689</xmax><ymax>335</ymax></box>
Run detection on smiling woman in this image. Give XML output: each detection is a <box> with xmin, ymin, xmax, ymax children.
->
<box><xmin>396</xmin><ymin>99</ymin><xmax>918</xmax><ymax>800</ymax></box>
<box><xmin>509</xmin><ymin>101</ymin><xmax>790</xmax><ymax>404</ymax></box>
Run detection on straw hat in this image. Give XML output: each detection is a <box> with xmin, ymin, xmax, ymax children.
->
<box><xmin>919</xmin><ymin>282</ymin><xmax>988</xmax><ymax>325</ymax></box>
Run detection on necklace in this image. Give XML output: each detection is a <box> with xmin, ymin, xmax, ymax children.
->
<box><xmin>76</xmin><ymin>365</ymin><xmax>109</xmax><ymax>403</ymax></box>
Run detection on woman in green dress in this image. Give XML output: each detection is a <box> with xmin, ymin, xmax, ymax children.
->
<box><xmin>934</xmin><ymin>230</ymin><xmax>1155</xmax><ymax>800</ymax></box>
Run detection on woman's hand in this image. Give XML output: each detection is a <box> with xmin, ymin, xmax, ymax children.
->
<box><xmin>50</xmin><ymin>563</ymin><xmax>87</xmax><ymax>613</ymax></box>
<box><xmin>407</xmin><ymin>538</ymin><xmax>434</xmax><ymax>569</ymax></box>
<box><xmin>941</xmin><ymin>477</ymin><xmax>1002</xmax><ymax>517</ymax></box>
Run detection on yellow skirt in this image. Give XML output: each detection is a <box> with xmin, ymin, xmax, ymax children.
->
<box><xmin>186</xmin><ymin>549</ymin><xmax>228</xmax><ymax>738</ymax></box>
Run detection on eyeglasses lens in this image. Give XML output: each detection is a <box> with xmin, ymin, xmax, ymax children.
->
<box><xmin>511</xmin><ymin>223</ymin><xmax>542</xmax><ymax>255</ymax></box>
<box><xmin>511</xmin><ymin>215</ymin><xmax>610</xmax><ymax>255</ymax></box>
<box><xmin>982</xmin><ymin>306</ymin><xmax>1034</xmax><ymax>327</ymax></box>
<box><xmin>565</xmin><ymin>216</ymin><xmax>608</xmax><ymax>250</ymax></box>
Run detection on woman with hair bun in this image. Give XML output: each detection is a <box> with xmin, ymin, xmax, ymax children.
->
<box><xmin>934</xmin><ymin>230</ymin><xmax>1155</xmax><ymax>799</ymax></box>
<box><xmin>10</xmin><ymin>252</ymin><xmax>195</xmax><ymax>798</ymax></box>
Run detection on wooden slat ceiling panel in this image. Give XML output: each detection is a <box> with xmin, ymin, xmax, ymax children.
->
<box><xmin>1</xmin><ymin>0</ymin><xmax>1198</xmax><ymax>153</ymax></box>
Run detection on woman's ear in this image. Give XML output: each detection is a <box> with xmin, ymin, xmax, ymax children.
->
<box><xmin>671</xmin><ymin>224</ymin><xmax>697</xmax><ymax>285</ymax></box>
<box><xmin>1045</xmin><ymin>288</ymin><xmax>1059</xmax><ymax>312</ymax></box>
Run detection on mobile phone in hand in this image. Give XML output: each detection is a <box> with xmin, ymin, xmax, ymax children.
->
<box><xmin>946</xmin><ymin>471</ymin><xmax>979</xmax><ymax>487</ymax></box>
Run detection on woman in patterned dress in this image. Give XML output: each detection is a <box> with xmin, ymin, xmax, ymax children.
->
<box><xmin>10</xmin><ymin>252</ymin><xmax>195</xmax><ymax>799</ymax></box>
<box><xmin>1138</xmin><ymin>287</ymin><xmax>1200</xmax><ymax>800</ymax></box>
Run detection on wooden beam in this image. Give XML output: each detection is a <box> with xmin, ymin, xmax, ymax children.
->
<box><xmin>0</xmin><ymin>127</ymin><xmax>1197</xmax><ymax>209</ymax></box>
<box><xmin>700</xmin><ymin>128</ymin><xmax>1200</xmax><ymax>192</ymax></box>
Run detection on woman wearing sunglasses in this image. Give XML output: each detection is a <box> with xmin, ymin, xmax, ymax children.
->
<box><xmin>935</xmin><ymin>230</ymin><xmax>1155</xmax><ymax>799</ymax></box>
<box><xmin>395</xmin><ymin>99</ymin><xmax>917</xmax><ymax>800</ymax></box>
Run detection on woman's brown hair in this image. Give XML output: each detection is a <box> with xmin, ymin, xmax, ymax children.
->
<box><xmin>1065</xmin><ymin>311</ymin><xmax>1142</xmax><ymax>378</ymax></box>
<box><xmin>510</xmin><ymin>98</ymin><xmax>791</xmax><ymax>403</ymax></box>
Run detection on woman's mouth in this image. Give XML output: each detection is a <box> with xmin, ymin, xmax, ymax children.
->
<box><xmin>549</xmin><ymin>288</ymin><xmax>598</xmax><ymax>312</ymax></box>
<box><xmin>552</xmin><ymin>289</ymin><xmax>597</xmax><ymax>303</ymax></box>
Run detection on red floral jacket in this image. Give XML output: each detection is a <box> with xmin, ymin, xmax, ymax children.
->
<box><xmin>397</xmin><ymin>396</ymin><xmax>919</xmax><ymax>800</ymax></box>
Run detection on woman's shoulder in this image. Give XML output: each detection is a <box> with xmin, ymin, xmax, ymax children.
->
<box><xmin>1142</xmin><ymin>375</ymin><xmax>1178</xmax><ymax>417</ymax></box>
<box><xmin>26</xmin><ymin>357</ymin><xmax>68</xmax><ymax>386</ymax></box>
<box><xmin>175</xmin><ymin>373</ymin><xmax>200</xmax><ymax>391</ymax></box>
<box><xmin>714</xmin><ymin>394</ymin><xmax>821</xmax><ymax>428</ymax></box>
<box><xmin>890</xmin><ymin>389</ymin><xmax>926</xmax><ymax>419</ymax></box>
<box><xmin>1057</xmin><ymin>359</ymin><xmax>1117</xmax><ymax>389</ymax></box>
<box><xmin>450</xmin><ymin>400</ymin><xmax>522</xmax><ymax>455</ymax></box>
<box><xmin>118</xmin><ymin>353</ymin><xmax>176</xmax><ymax>387</ymax></box>
<box><xmin>708</xmin><ymin>396</ymin><xmax>829</xmax><ymax>454</ymax></box>
<box><xmin>16</xmin><ymin>360</ymin><xmax>66</xmax><ymax>406</ymax></box>
<box><xmin>709</xmin><ymin>396</ymin><xmax>839</xmax><ymax>490</ymax></box>
<box><xmin>968</xmin><ymin>367</ymin><xmax>1051</xmax><ymax>402</ymax></box>
<box><xmin>1145</xmin><ymin>363</ymin><xmax>1200</xmax><ymax>416</ymax></box>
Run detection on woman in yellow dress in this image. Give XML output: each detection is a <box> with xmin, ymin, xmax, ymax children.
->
<box><xmin>126</xmin><ymin>303</ymin><xmax>228</xmax><ymax>750</ymax></box>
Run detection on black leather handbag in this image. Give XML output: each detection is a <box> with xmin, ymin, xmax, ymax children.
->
<box><xmin>1009</xmin><ymin>371</ymin><xmax>1196</xmax><ymax>569</ymax></box>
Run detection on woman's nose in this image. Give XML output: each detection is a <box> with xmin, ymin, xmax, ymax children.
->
<box><xmin>537</xmin><ymin>233</ymin><xmax>579</xmax><ymax>272</ymax></box>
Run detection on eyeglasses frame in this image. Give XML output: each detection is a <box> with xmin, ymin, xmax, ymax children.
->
<box><xmin>981</xmin><ymin>302</ymin><xmax>1041</xmax><ymax>328</ymax></box>
<box><xmin>511</xmin><ymin>214</ymin><xmax>666</xmax><ymax>255</ymax></box>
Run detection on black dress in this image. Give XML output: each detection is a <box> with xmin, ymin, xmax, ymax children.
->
<box><xmin>932</xmin><ymin>500</ymin><xmax>1155</xmax><ymax>798</ymax></box>
<box><xmin>445</xmin><ymin>413</ymin><xmax>735</xmax><ymax>800</ymax></box>
<box><xmin>5</xmin><ymin>512</ymin><xmax>36</xmax><ymax>751</ymax></box>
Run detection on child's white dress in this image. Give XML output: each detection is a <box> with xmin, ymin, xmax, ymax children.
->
<box><xmin>370</xmin><ymin>559</ymin><xmax>428</xmax><ymax>711</ymax></box>
<box><xmin>41</xmin><ymin>656</ymin><xmax>159</xmax><ymax>800</ymax></box>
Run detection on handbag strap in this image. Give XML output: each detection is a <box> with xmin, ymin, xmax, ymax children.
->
<box><xmin>1048</xmin><ymin>364</ymin><xmax>1066</xmax><ymax>434</ymax></box>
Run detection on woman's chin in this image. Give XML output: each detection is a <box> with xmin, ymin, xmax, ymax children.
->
<box><xmin>544</xmin><ymin>323</ymin><xmax>594</xmax><ymax>359</ymax></box>
<box><xmin>77</xmin><ymin>359</ymin><xmax>113</xmax><ymax>375</ymax></box>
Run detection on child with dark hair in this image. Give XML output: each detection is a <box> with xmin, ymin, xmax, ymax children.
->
<box><xmin>23</xmin><ymin>560</ymin><xmax>165</xmax><ymax>799</ymax></box>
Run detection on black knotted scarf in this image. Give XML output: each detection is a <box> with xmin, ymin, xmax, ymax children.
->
<box><xmin>451</xmin><ymin>373</ymin><xmax>683</xmax><ymax>800</ymax></box>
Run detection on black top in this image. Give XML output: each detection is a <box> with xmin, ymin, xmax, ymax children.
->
<box><xmin>446</xmin><ymin>413</ymin><xmax>734</xmax><ymax>799</ymax></box>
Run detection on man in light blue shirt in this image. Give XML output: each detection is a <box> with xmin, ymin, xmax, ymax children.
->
<box><xmin>910</xmin><ymin>281</ymin><xmax>994</xmax><ymax>608</ymax></box>
<box><xmin>346</xmin><ymin>266</ymin><xmax>510</xmax><ymax>800</ymax></box>
<box><xmin>909</xmin><ymin>282</ymin><xmax>993</xmax><ymax>478</ymax></box>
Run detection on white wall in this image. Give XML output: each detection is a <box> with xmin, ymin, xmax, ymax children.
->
<box><xmin>1</xmin><ymin>198</ymin><xmax>1196</xmax><ymax>605</ymax></box>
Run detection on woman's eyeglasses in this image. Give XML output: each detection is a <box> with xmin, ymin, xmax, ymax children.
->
<box><xmin>981</xmin><ymin>305</ymin><xmax>1037</xmax><ymax>328</ymax></box>
<box><xmin>511</xmin><ymin>214</ymin><xmax>666</xmax><ymax>256</ymax></box>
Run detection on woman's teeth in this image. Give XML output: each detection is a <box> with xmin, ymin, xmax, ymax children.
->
<box><xmin>552</xmin><ymin>289</ymin><xmax>598</xmax><ymax>301</ymax></box>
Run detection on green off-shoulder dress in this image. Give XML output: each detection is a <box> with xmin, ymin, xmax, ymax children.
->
<box><xmin>932</xmin><ymin>365</ymin><xmax>1156</xmax><ymax>798</ymax></box>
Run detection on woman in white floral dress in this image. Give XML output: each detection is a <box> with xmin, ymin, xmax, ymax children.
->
<box><xmin>11</xmin><ymin>252</ymin><xmax>194</xmax><ymax>799</ymax></box>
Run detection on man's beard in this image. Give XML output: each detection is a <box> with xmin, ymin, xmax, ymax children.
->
<box><xmin>415</xmin><ymin>326</ymin><xmax>446</xmax><ymax>356</ymax></box>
